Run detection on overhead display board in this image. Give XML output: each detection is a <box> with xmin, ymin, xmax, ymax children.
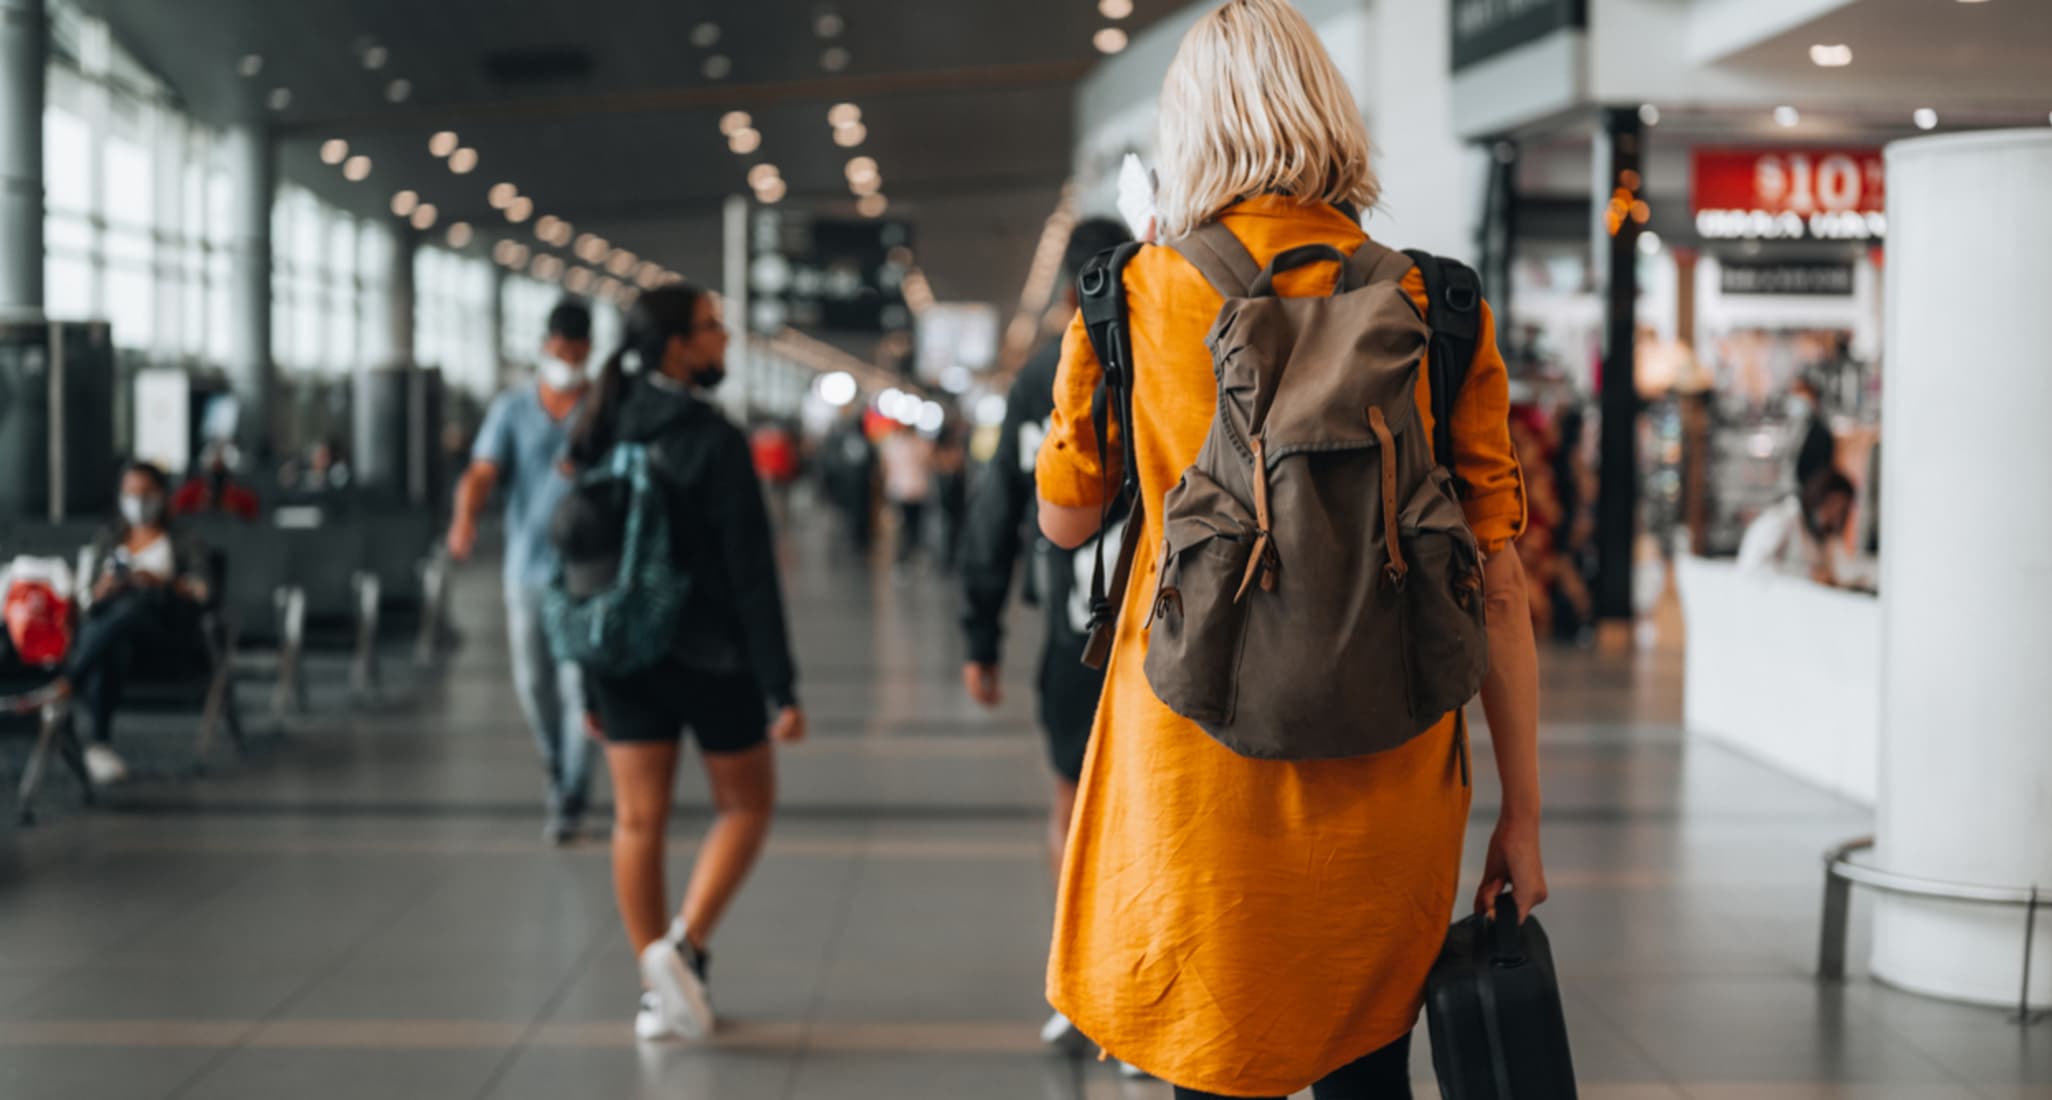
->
<box><xmin>1450</xmin><ymin>0</ymin><xmax>1586</xmax><ymax>71</ymax></box>
<box><xmin>1718</xmin><ymin>259</ymin><xmax>1857</xmax><ymax>296</ymax></box>
<box><xmin>1692</xmin><ymin>148</ymin><xmax>1887</xmax><ymax>242</ymax></box>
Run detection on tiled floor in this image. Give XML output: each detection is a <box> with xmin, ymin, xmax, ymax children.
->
<box><xmin>0</xmin><ymin>507</ymin><xmax>2045</xmax><ymax>1099</ymax></box>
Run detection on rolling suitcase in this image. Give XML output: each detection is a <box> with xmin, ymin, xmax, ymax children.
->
<box><xmin>1425</xmin><ymin>893</ymin><xmax>1578</xmax><ymax>1099</ymax></box>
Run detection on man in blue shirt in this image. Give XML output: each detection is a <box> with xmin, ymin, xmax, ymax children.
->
<box><xmin>447</xmin><ymin>301</ymin><xmax>594</xmax><ymax>843</ymax></box>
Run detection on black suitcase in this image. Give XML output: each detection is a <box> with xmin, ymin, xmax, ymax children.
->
<box><xmin>1425</xmin><ymin>893</ymin><xmax>1578</xmax><ymax>1099</ymax></box>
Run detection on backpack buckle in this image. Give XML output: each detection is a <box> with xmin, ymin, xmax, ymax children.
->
<box><xmin>1444</xmin><ymin>283</ymin><xmax>1478</xmax><ymax>312</ymax></box>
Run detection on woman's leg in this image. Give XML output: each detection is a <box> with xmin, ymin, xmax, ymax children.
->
<box><xmin>677</xmin><ymin>742</ymin><xmax>776</xmax><ymax>951</ymax></box>
<box><xmin>605</xmin><ymin>739</ymin><xmax>682</xmax><ymax>952</ymax></box>
<box><xmin>1047</xmin><ymin>775</ymin><xmax>1079</xmax><ymax>887</ymax></box>
<box><xmin>1309</xmin><ymin>1033</ymin><xmax>1413</xmax><ymax>1100</ymax></box>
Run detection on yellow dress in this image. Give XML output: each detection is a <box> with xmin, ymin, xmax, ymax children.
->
<box><xmin>1037</xmin><ymin>196</ymin><xmax>1527</xmax><ymax>1097</ymax></box>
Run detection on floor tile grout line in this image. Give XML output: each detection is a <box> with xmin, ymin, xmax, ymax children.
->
<box><xmin>157</xmin><ymin>859</ymin><xmax>457</xmax><ymax>1100</ymax></box>
<box><xmin>779</xmin><ymin>819</ymin><xmax>875</xmax><ymax>1100</ymax></box>
<box><xmin>468</xmin><ymin>915</ymin><xmax>618</xmax><ymax>1100</ymax></box>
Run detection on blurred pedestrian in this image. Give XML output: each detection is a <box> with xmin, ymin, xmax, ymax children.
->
<box><xmin>878</xmin><ymin>425</ymin><xmax>934</xmax><ymax>566</ymax></box>
<box><xmin>445</xmin><ymin>299</ymin><xmax>595</xmax><ymax>843</ymax></box>
<box><xmin>564</xmin><ymin>285</ymin><xmax>805</xmax><ymax>1045</ymax></box>
<box><xmin>1738</xmin><ymin>466</ymin><xmax>1855</xmax><ymax>587</ymax></box>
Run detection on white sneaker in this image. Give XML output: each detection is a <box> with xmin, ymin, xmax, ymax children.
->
<box><xmin>83</xmin><ymin>744</ymin><xmax>129</xmax><ymax>786</ymax></box>
<box><xmin>633</xmin><ymin>992</ymin><xmax>676</xmax><ymax>1041</ymax></box>
<box><xmin>638</xmin><ymin>931</ymin><xmax>714</xmax><ymax>1040</ymax></box>
<box><xmin>1040</xmin><ymin>1010</ymin><xmax>1083</xmax><ymax>1050</ymax></box>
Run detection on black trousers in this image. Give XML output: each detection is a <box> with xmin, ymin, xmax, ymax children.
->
<box><xmin>65</xmin><ymin>593</ymin><xmax>194</xmax><ymax>744</ymax></box>
<box><xmin>1171</xmin><ymin>1033</ymin><xmax>1412</xmax><ymax>1100</ymax></box>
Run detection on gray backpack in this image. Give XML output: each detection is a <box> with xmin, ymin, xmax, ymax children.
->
<box><xmin>1078</xmin><ymin>224</ymin><xmax>1490</xmax><ymax>762</ymax></box>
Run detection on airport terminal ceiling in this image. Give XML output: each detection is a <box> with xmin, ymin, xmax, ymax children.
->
<box><xmin>66</xmin><ymin>0</ymin><xmax>1189</xmax><ymax>283</ymax></box>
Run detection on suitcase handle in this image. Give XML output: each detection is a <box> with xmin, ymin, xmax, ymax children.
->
<box><xmin>1490</xmin><ymin>892</ymin><xmax>1524</xmax><ymax>967</ymax></box>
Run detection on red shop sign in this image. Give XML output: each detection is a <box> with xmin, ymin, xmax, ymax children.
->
<box><xmin>1692</xmin><ymin>148</ymin><xmax>1886</xmax><ymax>240</ymax></box>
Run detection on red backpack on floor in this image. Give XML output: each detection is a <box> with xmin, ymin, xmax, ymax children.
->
<box><xmin>3</xmin><ymin>557</ymin><xmax>77</xmax><ymax>669</ymax></box>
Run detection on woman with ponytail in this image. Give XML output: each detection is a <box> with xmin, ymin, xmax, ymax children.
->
<box><xmin>569</xmin><ymin>285</ymin><xmax>805</xmax><ymax>1043</ymax></box>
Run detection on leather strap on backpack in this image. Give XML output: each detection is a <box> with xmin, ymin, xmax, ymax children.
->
<box><xmin>1402</xmin><ymin>250</ymin><xmax>1483</xmax><ymax>479</ymax></box>
<box><xmin>1077</xmin><ymin>242</ymin><xmax>1145</xmax><ymax>670</ymax></box>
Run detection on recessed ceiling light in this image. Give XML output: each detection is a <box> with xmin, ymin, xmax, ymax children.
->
<box><xmin>391</xmin><ymin>190</ymin><xmax>419</xmax><ymax>217</ymax></box>
<box><xmin>1100</xmin><ymin>0</ymin><xmax>1134</xmax><ymax>18</ymax></box>
<box><xmin>1094</xmin><ymin>27</ymin><xmax>1129</xmax><ymax>55</ymax></box>
<box><xmin>237</xmin><ymin>54</ymin><xmax>263</xmax><ymax>78</ymax></box>
<box><xmin>488</xmin><ymin>182</ymin><xmax>518</xmax><ymax>209</ymax></box>
<box><xmin>828</xmin><ymin>102</ymin><xmax>862</xmax><ymax>128</ymax></box>
<box><xmin>845</xmin><ymin>156</ymin><xmax>879</xmax><ymax>179</ymax></box>
<box><xmin>850</xmin><ymin>174</ymin><xmax>881</xmax><ymax>197</ymax></box>
<box><xmin>566</xmin><ymin>267</ymin><xmax>596</xmax><ymax>294</ymax></box>
<box><xmin>428</xmin><ymin>131</ymin><xmax>458</xmax><ymax>157</ymax></box>
<box><xmin>1638</xmin><ymin>104</ymin><xmax>1660</xmax><ymax>127</ymax></box>
<box><xmin>1913</xmin><ymin>108</ymin><xmax>1939</xmax><ymax>130</ymax></box>
<box><xmin>386</xmin><ymin>79</ymin><xmax>413</xmax><ymax>103</ymax></box>
<box><xmin>821</xmin><ymin>46</ymin><xmax>851</xmax><ymax>72</ymax></box>
<box><xmin>410</xmin><ymin>203</ymin><xmax>438</xmax><ymax>231</ymax></box>
<box><xmin>729</xmin><ymin>127</ymin><xmax>762</xmax><ymax>155</ymax></box>
<box><xmin>607</xmin><ymin>251</ymin><xmax>638</xmax><ymax>277</ymax></box>
<box><xmin>449</xmin><ymin>148</ymin><xmax>479</xmax><ymax>174</ymax></box>
<box><xmin>343</xmin><ymin>155</ymin><xmax>372</xmax><ymax>181</ymax></box>
<box><xmin>691</xmin><ymin>22</ymin><xmax>721</xmax><ymax>48</ymax></box>
<box><xmin>747</xmin><ymin>164</ymin><xmax>781</xmax><ymax>189</ymax></box>
<box><xmin>267</xmin><ymin>87</ymin><xmax>293</xmax><ymax>112</ymax></box>
<box><xmin>755</xmin><ymin>178</ymin><xmax>788</xmax><ymax>204</ymax></box>
<box><xmin>320</xmin><ymin>139</ymin><xmax>349</xmax><ymax>165</ymax></box>
<box><xmin>1775</xmin><ymin>105</ymin><xmax>1801</xmax><ymax>127</ymax></box>
<box><xmin>447</xmin><ymin>222</ymin><xmax>473</xmax><ymax>248</ymax></box>
<box><xmin>576</xmin><ymin>235</ymin><xmax>610</xmax><ymax>263</ymax></box>
<box><xmin>816</xmin><ymin>11</ymin><xmax>845</xmax><ymax>38</ymax></box>
<box><xmin>833</xmin><ymin>122</ymin><xmax>867</xmax><ymax>148</ymax></box>
<box><xmin>1809</xmin><ymin>43</ymin><xmax>1853</xmax><ymax>67</ymax></box>
<box><xmin>703</xmin><ymin>55</ymin><xmax>732</xmax><ymax>80</ymax></box>
<box><xmin>858</xmin><ymin>193</ymin><xmax>888</xmax><ymax>218</ymax></box>
<box><xmin>720</xmin><ymin>111</ymin><xmax>753</xmax><ymax>137</ymax></box>
<box><xmin>363</xmin><ymin>45</ymin><xmax>389</xmax><ymax>71</ymax></box>
<box><xmin>506</xmin><ymin>196</ymin><xmax>534</xmax><ymax>223</ymax></box>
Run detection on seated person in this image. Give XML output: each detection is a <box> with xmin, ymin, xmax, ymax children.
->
<box><xmin>32</xmin><ymin>462</ymin><xmax>213</xmax><ymax>784</ymax></box>
<box><xmin>172</xmin><ymin>441</ymin><xmax>261</xmax><ymax>521</ymax></box>
<box><xmin>1738</xmin><ymin>467</ymin><xmax>1856</xmax><ymax>587</ymax></box>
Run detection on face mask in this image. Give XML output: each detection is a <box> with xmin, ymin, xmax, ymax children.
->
<box><xmin>1786</xmin><ymin>394</ymin><xmax>1815</xmax><ymax>420</ymax></box>
<box><xmin>119</xmin><ymin>494</ymin><xmax>163</xmax><ymax>528</ymax></box>
<box><xmin>539</xmin><ymin>357</ymin><xmax>586</xmax><ymax>392</ymax></box>
<box><xmin>695</xmin><ymin>363</ymin><xmax>728</xmax><ymax>391</ymax></box>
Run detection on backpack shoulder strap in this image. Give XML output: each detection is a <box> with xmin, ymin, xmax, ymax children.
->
<box><xmin>1402</xmin><ymin>249</ymin><xmax>1483</xmax><ymax>477</ymax></box>
<box><xmin>1168</xmin><ymin>222</ymin><xmax>1261</xmax><ymax>299</ymax></box>
<box><xmin>1075</xmin><ymin>240</ymin><xmax>1145</xmax><ymax>671</ymax></box>
<box><xmin>1344</xmin><ymin>238</ymin><xmax>1416</xmax><ymax>290</ymax></box>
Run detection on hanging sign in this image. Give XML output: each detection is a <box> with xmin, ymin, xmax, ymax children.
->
<box><xmin>1451</xmin><ymin>0</ymin><xmax>1586</xmax><ymax>71</ymax></box>
<box><xmin>1718</xmin><ymin>259</ymin><xmax>1856</xmax><ymax>296</ymax></box>
<box><xmin>1692</xmin><ymin>148</ymin><xmax>1886</xmax><ymax>241</ymax></box>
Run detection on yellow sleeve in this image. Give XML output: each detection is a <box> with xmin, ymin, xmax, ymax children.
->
<box><xmin>1033</xmin><ymin>310</ymin><xmax>1115</xmax><ymax>511</ymax></box>
<box><xmin>1449</xmin><ymin>300</ymin><xmax>1528</xmax><ymax>555</ymax></box>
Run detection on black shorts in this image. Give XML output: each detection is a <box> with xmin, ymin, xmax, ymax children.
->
<box><xmin>586</xmin><ymin>662</ymin><xmax>768</xmax><ymax>754</ymax></box>
<box><xmin>1036</xmin><ymin>627</ymin><xmax>1106</xmax><ymax>784</ymax></box>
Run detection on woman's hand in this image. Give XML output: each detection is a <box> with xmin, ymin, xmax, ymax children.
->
<box><xmin>1475</xmin><ymin>814</ymin><xmax>1548</xmax><ymax>922</ymax></box>
<box><xmin>962</xmin><ymin>663</ymin><xmax>1002</xmax><ymax>707</ymax></box>
<box><xmin>91</xmin><ymin>573</ymin><xmax>123</xmax><ymax>603</ymax></box>
<box><xmin>768</xmin><ymin>705</ymin><xmax>807</xmax><ymax>744</ymax></box>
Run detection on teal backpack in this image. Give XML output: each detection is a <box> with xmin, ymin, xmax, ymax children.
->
<box><xmin>542</xmin><ymin>442</ymin><xmax>691</xmax><ymax>672</ymax></box>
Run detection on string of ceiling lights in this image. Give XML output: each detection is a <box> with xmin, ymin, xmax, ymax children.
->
<box><xmin>714</xmin><ymin>11</ymin><xmax>890</xmax><ymax>219</ymax></box>
<box><xmin>296</xmin><ymin>39</ymin><xmax>678</xmax><ymax>307</ymax></box>
<box><xmin>1094</xmin><ymin>0</ymin><xmax>1132</xmax><ymax>55</ymax></box>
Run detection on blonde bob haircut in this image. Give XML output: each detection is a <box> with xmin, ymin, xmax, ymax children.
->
<box><xmin>1153</xmin><ymin>0</ymin><xmax>1380</xmax><ymax>241</ymax></box>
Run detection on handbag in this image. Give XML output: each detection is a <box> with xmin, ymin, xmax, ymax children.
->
<box><xmin>1425</xmin><ymin>893</ymin><xmax>1578</xmax><ymax>1099</ymax></box>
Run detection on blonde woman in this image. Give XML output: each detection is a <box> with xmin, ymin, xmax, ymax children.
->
<box><xmin>1035</xmin><ymin>2</ymin><xmax>1547</xmax><ymax>1097</ymax></box>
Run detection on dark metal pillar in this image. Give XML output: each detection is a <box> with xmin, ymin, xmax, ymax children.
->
<box><xmin>1479</xmin><ymin>140</ymin><xmax>1519</xmax><ymax>329</ymax></box>
<box><xmin>0</xmin><ymin>0</ymin><xmax>46</xmax><ymax>318</ymax></box>
<box><xmin>1593</xmin><ymin>108</ymin><xmax>1643</xmax><ymax>622</ymax></box>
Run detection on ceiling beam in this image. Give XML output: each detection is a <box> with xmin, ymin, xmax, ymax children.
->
<box><xmin>277</xmin><ymin>60</ymin><xmax>1094</xmax><ymax>137</ymax></box>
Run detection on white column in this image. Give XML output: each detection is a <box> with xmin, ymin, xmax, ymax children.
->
<box><xmin>1872</xmin><ymin>129</ymin><xmax>2052</xmax><ymax>1009</ymax></box>
<box><xmin>721</xmin><ymin>193</ymin><xmax>750</xmax><ymax>421</ymax></box>
<box><xmin>0</xmin><ymin>0</ymin><xmax>45</xmax><ymax>317</ymax></box>
<box><xmin>223</xmin><ymin>123</ymin><xmax>275</xmax><ymax>454</ymax></box>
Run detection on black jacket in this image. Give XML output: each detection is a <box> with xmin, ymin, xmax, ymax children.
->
<box><xmin>616</xmin><ymin>376</ymin><xmax>798</xmax><ymax>707</ymax></box>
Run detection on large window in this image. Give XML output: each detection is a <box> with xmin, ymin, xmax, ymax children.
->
<box><xmin>416</xmin><ymin>247</ymin><xmax>497</xmax><ymax>396</ymax></box>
